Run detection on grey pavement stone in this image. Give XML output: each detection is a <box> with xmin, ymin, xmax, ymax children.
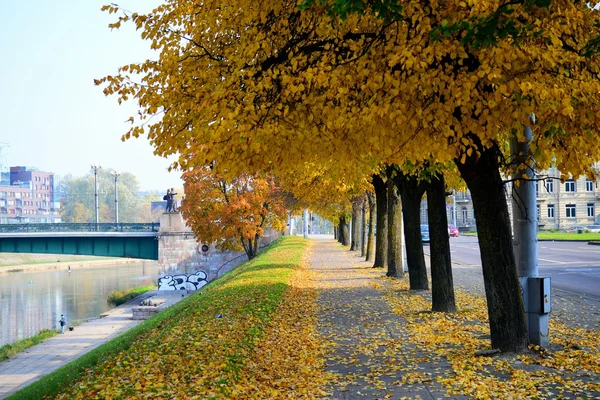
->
<box><xmin>310</xmin><ymin>239</ymin><xmax>457</xmax><ymax>399</ymax></box>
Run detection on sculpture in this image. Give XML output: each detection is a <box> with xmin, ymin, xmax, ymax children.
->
<box><xmin>165</xmin><ymin>188</ymin><xmax>178</xmax><ymax>212</ymax></box>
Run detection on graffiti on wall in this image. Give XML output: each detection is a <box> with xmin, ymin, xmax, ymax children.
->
<box><xmin>158</xmin><ymin>270</ymin><xmax>208</xmax><ymax>291</ymax></box>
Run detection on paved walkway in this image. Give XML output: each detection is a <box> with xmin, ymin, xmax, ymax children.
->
<box><xmin>310</xmin><ymin>237</ymin><xmax>599</xmax><ymax>399</ymax></box>
<box><xmin>0</xmin><ymin>291</ymin><xmax>189</xmax><ymax>399</ymax></box>
<box><xmin>310</xmin><ymin>238</ymin><xmax>456</xmax><ymax>399</ymax></box>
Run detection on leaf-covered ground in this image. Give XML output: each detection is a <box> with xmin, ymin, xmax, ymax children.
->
<box><xmin>49</xmin><ymin>236</ymin><xmax>331</xmax><ymax>399</ymax></box>
<box><xmin>25</xmin><ymin>236</ymin><xmax>600</xmax><ymax>399</ymax></box>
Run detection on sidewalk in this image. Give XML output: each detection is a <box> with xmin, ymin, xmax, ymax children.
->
<box><xmin>309</xmin><ymin>237</ymin><xmax>599</xmax><ymax>399</ymax></box>
<box><xmin>310</xmin><ymin>238</ymin><xmax>454</xmax><ymax>399</ymax></box>
<box><xmin>0</xmin><ymin>291</ymin><xmax>189</xmax><ymax>399</ymax></box>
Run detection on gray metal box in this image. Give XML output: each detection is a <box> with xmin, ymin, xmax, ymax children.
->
<box><xmin>528</xmin><ymin>277</ymin><xmax>551</xmax><ymax>314</ymax></box>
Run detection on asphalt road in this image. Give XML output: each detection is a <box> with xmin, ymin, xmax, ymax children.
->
<box><xmin>429</xmin><ymin>236</ymin><xmax>600</xmax><ymax>301</ymax></box>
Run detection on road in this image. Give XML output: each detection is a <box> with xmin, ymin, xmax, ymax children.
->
<box><xmin>424</xmin><ymin>236</ymin><xmax>600</xmax><ymax>300</ymax></box>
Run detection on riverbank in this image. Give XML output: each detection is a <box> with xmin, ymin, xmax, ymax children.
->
<box><xmin>0</xmin><ymin>290</ymin><xmax>190</xmax><ymax>399</ymax></box>
<box><xmin>0</xmin><ymin>253</ymin><xmax>148</xmax><ymax>274</ymax></box>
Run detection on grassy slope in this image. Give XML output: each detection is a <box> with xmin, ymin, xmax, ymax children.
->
<box><xmin>8</xmin><ymin>236</ymin><xmax>308</xmax><ymax>400</ymax></box>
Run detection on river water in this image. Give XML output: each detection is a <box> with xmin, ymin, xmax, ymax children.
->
<box><xmin>0</xmin><ymin>262</ymin><xmax>159</xmax><ymax>346</ymax></box>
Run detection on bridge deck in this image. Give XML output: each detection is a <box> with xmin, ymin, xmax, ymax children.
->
<box><xmin>0</xmin><ymin>223</ymin><xmax>159</xmax><ymax>260</ymax></box>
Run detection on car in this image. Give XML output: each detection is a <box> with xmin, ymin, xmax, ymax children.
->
<box><xmin>584</xmin><ymin>225</ymin><xmax>600</xmax><ymax>233</ymax></box>
<box><xmin>565</xmin><ymin>226</ymin><xmax>587</xmax><ymax>234</ymax></box>
<box><xmin>448</xmin><ymin>224</ymin><xmax>459</xmax><ymax>237</ymax></box>
<box><xmin>420</xmin><ymin>224</ymin><xmax>430</xmax><ymax>243</ymax></box>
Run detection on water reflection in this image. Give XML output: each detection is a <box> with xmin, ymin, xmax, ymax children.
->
<box><xmin>0</xmin><ymin>262</ymin><xmax>159</xmax><ymax>346</ymax></box>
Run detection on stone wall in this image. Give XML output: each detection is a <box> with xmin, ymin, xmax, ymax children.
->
<box><xmin>157</xmin><ymin>213</ymin><xmax>281</xmax><ymax>290</ymax></box>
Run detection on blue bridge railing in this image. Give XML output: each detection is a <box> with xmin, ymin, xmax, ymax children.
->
<box><xmin>0</xmin><ymin>223</ymin><xmax>159</xmax><ymax>233</ymax></box>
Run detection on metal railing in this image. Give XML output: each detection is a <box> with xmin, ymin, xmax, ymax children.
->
<box><xmin>0</xmin><ymin>222</ymin><xmax>159</xmax><ymax>233</ymax></box>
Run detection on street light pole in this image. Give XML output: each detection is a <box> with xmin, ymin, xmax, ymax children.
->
<box><xmin>91</xmin><ymin>165</ymin><xmax>101</xmax><ymax>229</ymax></box>
<box><xmin>111</xmin><ymin>170</ymin><xmax>121</xmax><ymax>227</ymax></box>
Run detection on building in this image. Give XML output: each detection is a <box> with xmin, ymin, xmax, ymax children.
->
<box><xmin>0</xmin><ymin>166</ymin><xmax>61</xmax><ymax>224</ymax></box>
<box><xmin>534</xmin><ymin>167</ymin><xmax>600</xmax><ymax>230</ymax></box>
<box><xmin>420</xmin><ymin>166</ymin><xmax>600</xmax><ymax>232</ymax></box>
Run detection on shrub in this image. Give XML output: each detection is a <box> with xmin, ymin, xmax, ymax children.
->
<box><xmin>106</xmin><ymin>285</ymin><xmax>155</xmax><ymax>306</ymax></box>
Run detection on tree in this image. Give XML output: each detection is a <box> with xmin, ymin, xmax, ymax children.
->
<box><xmin>386</xmin><ymin>177</ymin><xmax>403</xmax><ymax>278</ymax></box>
<box><xmin>100</xmin><ymin>0</ymin><xmax>600</xmax><ymax>352</ymax></box>
<box><xmin>371</xmin><ymin>174</ymin><xmax>388</xmax><ymax>269</ymax></box>
<box><xmin>427</xmin><ymin>173</ymin><xmax>456</xmax><ymax>313</ymax></box>
<box><xmin>60</xmin><ymin>169</ymin><xmax>153</xmax><ymax>223</ymax></box>
<box><xmin>350</xmin><ymin>195</ymin><xmax>365</xmax><ymax>251</ymax></box>
<box><xmin>365</xmin><ymin>191</ymin><xmax>375</xmax><ymax>262</ymax></box>
<box><xmin>392</xmin><ymin>168</ymin><xmax>428</xmax><ymax>290</ymax></box>
<box><xmin>69</xmin><ymin>202</ymin><xmax>90</xmax><ymax>223</ymax></box>
<box><xmin>181</xmin><ymin>167</ymin><xmax>287</xmax><ymax>260</ymax></box>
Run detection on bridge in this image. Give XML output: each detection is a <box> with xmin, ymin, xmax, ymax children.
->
<box><xmin>0</xmin><ymin>214</ymin><xmax>281</xmax><ymax>287</ymax></box>
<box><xmin>0</xmin><ymin>222</ymin><xmax>160</xmax><ymax>260</ymax></box>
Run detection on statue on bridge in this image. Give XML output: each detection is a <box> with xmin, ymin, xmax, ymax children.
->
<box><xmin>164</xmin><ymin>188</ymin><xmax>178</xmax><ymax>213</ymax></box>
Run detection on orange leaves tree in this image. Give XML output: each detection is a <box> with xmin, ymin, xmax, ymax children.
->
<box><xmin>181</xmin><ymin>168</ymin><xmax>287</xmax><ymax>260</ymax></box>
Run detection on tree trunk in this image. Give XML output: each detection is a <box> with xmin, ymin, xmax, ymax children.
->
<box><xmin>338</xmin><ymin>215</ymin><xmax>350</xmax><ymax>246</ymax></box>
<box><xmin>333</xmin><ymin>225</ymin><xmax>337</xmax><ymax>240</ymax></box>
<box><xmin>361</xmin><ymin>200</ymin><xmax>367</xmax><ymax>256</ymax></box>
<box><xmin>387</xmin><ymin>180</ymin><xmax>403</xmax><ymax>277</ymax></box>
<box><xmin>350</xmin><ymin>197</ymin><xmax>362</xmax><ymax>251</ymax></box>
<box><xmin>372</xmin><ymin>174</ymin><xmax>388</xmax><ymax>268</ymax></box>
<box><xmin>427</xmin><ymin>174</ymin><xmax>456</xmax><ymax>313</ymax></box>
<box><xmin>365</xmin><ymin>191</ymin><xmax>376</xmax><ymax>262</ymax></box>
<box><xmin>241</xmin><ymin>236</ymin><xmax>259</xmax><ymax>260</ymax></box>
<box><xmin>456</xmin><ymin>142</ymin><xmax>528</xmax><ymax>353</ymax></box>
<box><xmin>396</xmin><ymin>172</ymin><xmax>429</xmax><ymax>290</ymax></box>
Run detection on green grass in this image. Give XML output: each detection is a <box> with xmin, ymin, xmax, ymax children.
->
<box><xmin>106</xmin><ymin>285</ymin><xmax>156</xmax><ymax>306</ymax></box>
<box><xmin>463</xmin><ymin>231</ymin><xmax>600</xmax><ymax>241</ymax></box>
<box><xmin>537</xmin><ymin>231</ymin><xmax>600</xmax><ymax>241</ymax></box>
<box><xmin>8</xmin><ymin>236</ymin><xmax>307</xmax><ymax>400</ymax></box>
<box><xmin>0</xmin><ymin>330</ymin><xmax>58</xmax><ymax>362</ymax></box>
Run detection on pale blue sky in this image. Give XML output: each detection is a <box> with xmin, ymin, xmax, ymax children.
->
<box><xmin>0</xmin><ymin>0</ymin><xmax>182</xmax><ymax>190</ymax></box>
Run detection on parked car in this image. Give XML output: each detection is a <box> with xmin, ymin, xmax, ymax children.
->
<box><xmin>565</xmin><ymin>226</ymin><xmax>588</xmax><ymax>233</ymax></box>
<box><xmin>420</xmin><ymin>224</ymin><xmax>430</xmax><ymax>243</ymax></box>
<box><xmin>585</xmin><ymin>225</ymin><xmax>600</xmax><ymax>233</ymax></box>
<box><xmin>448</xmin><ymin>224</ymin><xmax>459</xmax><ymax>237</ymax></box>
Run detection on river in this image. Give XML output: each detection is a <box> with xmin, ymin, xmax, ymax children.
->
<box><xmin>0</xmin><ymin>261</ymin><xmax>159</xmax><ymax>346</ymax></box>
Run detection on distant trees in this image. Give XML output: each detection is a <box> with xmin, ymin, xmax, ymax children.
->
<box><xmin>60</xmin><ymin>169</ymin><xmax>163</xmax><ymax>223</ymax></box>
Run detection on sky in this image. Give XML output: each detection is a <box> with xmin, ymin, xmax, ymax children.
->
<box><xmin>0</xmin><ymin>0</ymin><xmax>182</xmax><ymax>191</ymax></box>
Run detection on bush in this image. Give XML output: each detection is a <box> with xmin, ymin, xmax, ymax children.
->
<box><xmin>106</xmin><ymin>285</ymin><xmax>155</xmax><ymax>307</ymax></box>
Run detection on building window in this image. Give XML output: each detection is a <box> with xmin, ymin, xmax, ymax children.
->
<box><xmin>547</xmin><ymin>204</ymin><xmax>555</xmax><ymax>218</ymax></box>
<box><xmin>536</xmin><ymin>204</ymin><xmax>540</xmax><ymax>221</ymax></box>
<box><xmin>566</xmin><ymin>204</ymin><xmax>576</xmax><ymax>218</ymax></box>
<box><xmin>565</xmin><ymin>180</ymin><xmax>576</xmax><ymax>192</ymax></box>
<box><xmin>588</xmin><ymin>203</ymin><xmax>595</xmax><ymax>217</ymax></box>
<box><xmin>462</xmin><ymin>207</ymin><xmax>468</xmax><ymax>224</ymax></box>
<box><xmin>535</xmin><ymin>181</ymin><xmax>539</xmax><ymax>197</ymax></box>
<box><xmin>586</xmin><ymin>180</ymin><xmax>594</xmax><ymax>192</ymax></box>
<box><xmin>545</xmin><ymin>179</ymin><xmax>554</xmax><ymax>193</ymax></box>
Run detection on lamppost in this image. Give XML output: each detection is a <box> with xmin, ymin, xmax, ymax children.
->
<box><xmin>90</xmin><ymin>164</ymin><xmax>101</xmax><ymax>229</ymax></box>
<box><xmin>110</xmin><ymin>170</ymin><xmax>121</xmax><ymax>227</ymax></box>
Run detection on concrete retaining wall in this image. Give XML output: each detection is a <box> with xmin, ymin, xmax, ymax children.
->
<box><xmin>157</xmin><ymin>213</ymin><xmax>281</xmax><ymax>290</ymax></box>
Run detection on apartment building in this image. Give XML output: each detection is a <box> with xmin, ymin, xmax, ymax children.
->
<box><xmin>0</xmin><ymin>166</ymin><xmax>61</xmax><ymax>224</ymax></box>
<box><xmin>420</xmin><ymin>166</ymin><xmax>600</xmax><ymax>231</ymax></box>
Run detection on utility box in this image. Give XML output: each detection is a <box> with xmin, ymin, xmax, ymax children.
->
<box><xmin>528</xmin><ymin>277</ymin><xmax>551</xmax><ymax>314</ymax></box>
